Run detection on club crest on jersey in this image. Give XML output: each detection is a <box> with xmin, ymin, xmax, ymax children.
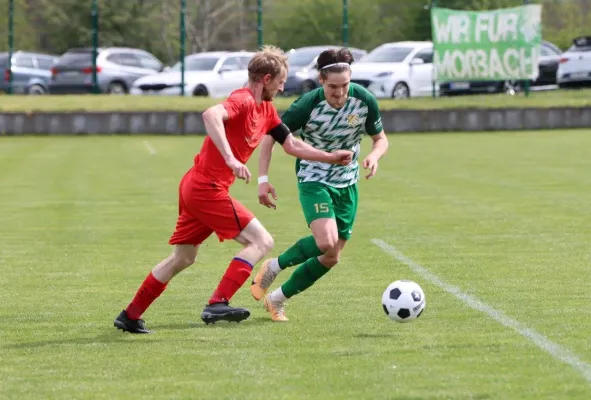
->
<box><xmin>346</xmin><ymin>114</ymin><xmax>360</xmax><ymax>127</ymax></box>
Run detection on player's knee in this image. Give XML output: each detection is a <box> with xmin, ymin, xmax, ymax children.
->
<box><xmin>316</xmin><ymin>236</ymin><xmax>338</xmax><ymax>253</ymax></box>
<box><xmin>184</xmin><ymin>255</ymin><xmax>197</xmax><ymax>267</ymax></box>
<box><xmin>254</xmin><ymin>232</ymin><xmax>274</xmax><ymax>255</ymax></box>
<box><xmin>173</xmin><ymin>253</ymin><xmax>196</xmax><ymax>268</ymax></box>
<box><xmin>171</xmin><ymin>245</ymin><xmax>198</xmax><ymax>270</ymax></box>
<box><xmin>323</xmin><ymin>247</ymin><xmax>341</xmax><ymax>267</ymax></box>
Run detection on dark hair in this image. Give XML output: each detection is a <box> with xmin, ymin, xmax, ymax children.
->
<box><xmin>316</xmin><ymin>48</ymin><xmax>354</xmax><ymax>79</ymax></box>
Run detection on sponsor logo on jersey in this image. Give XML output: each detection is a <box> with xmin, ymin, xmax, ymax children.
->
<box><xmin>346</xmin><ymin>114</ymin><xmax>360</xmax><ymax>127</ymax></box>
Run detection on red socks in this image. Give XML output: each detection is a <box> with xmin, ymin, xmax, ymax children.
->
<box><xmin>126</xmin><ymin>272</ymin><xmax>168</xmax><ymax>320</ymax></box>
<box><xmin>209</xmin><ymin>258</ymin><xmax>253</xmax><ymax>304</ymax></box>
<box><xmin>125</xmin><ymin>258</ymin><xmax>253</xmax><ymax>319</ymax></box>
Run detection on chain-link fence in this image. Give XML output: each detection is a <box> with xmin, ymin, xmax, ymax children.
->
<box><xmin>0</xmin><ymin>0</ymin><xmax>589</xmax><ymax>95</ymax></box>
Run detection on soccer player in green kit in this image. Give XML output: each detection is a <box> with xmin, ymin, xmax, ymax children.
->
<box><xmin>251</xmin><ymin>48</ymin><xmax>389</xmax><ymax>321</ymax></box>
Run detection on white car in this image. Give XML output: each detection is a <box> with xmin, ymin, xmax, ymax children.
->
<box><xmin>557</xmin><ymin>36</ymin><xmax>591</xmax><ymax>88</ymax></box>
<box><xmin>350</xmin><ymin>41</ymin><xmax>437</xmax><ymax>99</ymax></box>
<box><xmin>130</xmin><ymin>51</ymin><xmax>254</xmax><ymax>97</ymax></box>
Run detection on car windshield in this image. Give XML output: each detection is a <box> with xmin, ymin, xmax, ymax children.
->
<box><xmin>567</xmin><ymin>45</ymin><xmax>591</xmax><ymax>53</ymax></box>
<box><xmin>288</xmin><ymin>49</ymin><xmax>326</xmax><ymax>67</ymax></box>
<box><xmin>0</xmin><ymin>54</ymin><xmax>8</xmax><ymax>67</ymax></box>
<box><xmin>360</xmin><ymin>46</ymin><xmax>413</xmax><ymax>63</ymax></box>
<box><xmin>57</xmin><ymin>51</ymin><xmax>93</xmax><ymax>67</ymax></box>
<box><xmin>172</xmin><ymin>57</ymin><xmax>219</xmax><ymax>71</ymax></box>
<box><xmin>541</xmin><ymin>45</ymin><xmax>558</xmax><ymax>57</ymax></box>
<box><xmin>568</xmin><ymin>37</ymin><xmax>591</xmax><ymax>52</ymax></box>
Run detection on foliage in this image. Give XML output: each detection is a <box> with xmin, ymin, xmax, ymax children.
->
<box><xmin>0</xmin><ymin>0</ymin><xmax>589</xmax><ymax>62</ymax></box>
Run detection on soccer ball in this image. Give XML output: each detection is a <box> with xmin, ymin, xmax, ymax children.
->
<box><xmin>382</xmin><ymin>280</ymin><xmax>426</xmax><ymax>323</ymax></box>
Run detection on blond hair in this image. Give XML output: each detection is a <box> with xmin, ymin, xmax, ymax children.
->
<box><xmin>248</xmin><ymin>45</ymin><xmax>288</xmax><ymax>83</ymax></box>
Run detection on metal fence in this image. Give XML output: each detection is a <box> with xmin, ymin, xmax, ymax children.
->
<box><xmin>1</xmin><ymin>0</ymin><xmax>590</xmax><ymax>96</ymax></box>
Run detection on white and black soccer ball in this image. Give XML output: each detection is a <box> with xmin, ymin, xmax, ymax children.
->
<box><xmin>382</xmin><ymin>280</ymin><xmax>426</xmax><ymax>323</ymax></box>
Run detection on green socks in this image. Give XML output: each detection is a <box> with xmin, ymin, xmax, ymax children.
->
<box><xmin>277</xmin><ymin>236</ymin><xmax>324</xmax><ymax>269</ymax></box>
<box><xmin>281</xmin><ymin>256</ymin><xmax>330</xmax><ymax>298</ymax></box>
<box><xmin>276</xmin><ymin>236</ymin><xmax>331</xmax><ymax>298</ymax></box>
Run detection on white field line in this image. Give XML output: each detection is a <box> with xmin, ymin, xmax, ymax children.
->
<box><xmin>371</xmin><ymin>238</ymin><xmax>591</xmax><ymax>384</ymax></box>
<box><xmin>143</xmin><ymin>140</ymin><xmax>157</xmax><ymax>155</ymax></box>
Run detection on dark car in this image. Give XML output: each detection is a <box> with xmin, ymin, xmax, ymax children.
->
<box><xmin>440</xmin><ymin>41</ymin><xmax>562</xmax><ymax>96</ymax></box>
<box><xmin>283</xmin><ymin>45</ymin><xmax>367</xmax><ymax>96</ymax></box>
<box><xmin>533</xmin><ymin>41</ymin><xmax>562</xmax><ymax>85</ymax></box>
<box><xmin>0</xmin><ymin>51</ymin><xmax>58</xmax><ymax>94</ymax></box>
<box><xmin>49</xmin><ymin>47</ymin><xmax>165</xmax><ymax>94</ymax></box>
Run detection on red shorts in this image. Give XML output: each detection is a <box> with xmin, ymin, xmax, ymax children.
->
<box><xmin>168</xmin><ymin>171</ymin><xmax>255</xmax><ymax>246</ymax></box>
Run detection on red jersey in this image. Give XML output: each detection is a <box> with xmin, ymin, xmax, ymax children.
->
<box><xmin>191</xmin><ymin>88</ymin><xmax>281</xmax><ymax>189</ymax></box>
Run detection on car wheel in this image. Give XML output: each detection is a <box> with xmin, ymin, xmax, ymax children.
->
<box><xmin>108</xmin><ymin>82</ymin><xmax>127</xmax><ymax>95</ymax></box>
<box><xmin>509</xmin><ymin>80</ymin><xmax>524</xmax><ymax>92</ymax></box>
<box><xmin>503</xmin><ymin>81</ymin><xmax>516</xmax><ymax>95</ymax></box>
<box><xmin>301</xmin><ymin>80</ymin><xmax>316</xmax><ymax>93</ymax></box>
<box><xmin>391</xmin><ymin>82</ymin><xmax>410</xmax><ymax>99</ymax></box>
<box><xmin>193</xmin><ymin>85</ymin><xmax>209</xmax><ymax>96</ymax></box>
<box><xmin>28</xmin><ymin>84</ymin><xmax>46</xmax><ymax>95</ymax></box>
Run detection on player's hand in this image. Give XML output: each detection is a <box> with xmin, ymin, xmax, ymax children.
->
<box><xmin>363</xmin><ymin>155</ymin><xmax>379</xmax><ymax>179</ymax></box>
<box><xmin>329</xmin><ymin>150</ymin><xmax>354</xmax><ymax>166</ymax></box>
<box><xmin>258</xmin><ymin>182</ymin><xmax>277</xmax><ymax>209</ymax></box>
<box><xmin>226</xmin><ymin>157</ymin><xmax>251</xmax><ymax>183</ymax></box>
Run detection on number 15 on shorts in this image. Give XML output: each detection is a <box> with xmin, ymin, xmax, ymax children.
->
<box><xmin>314</xmin><ymin>203</ymin><xmax>329</xmax><ymax>213</ymax></box>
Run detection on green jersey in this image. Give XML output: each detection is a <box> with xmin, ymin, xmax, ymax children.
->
<box><xmin>281</xmin><ymin>83</ymin><xmax>383</xmax><ymax>188</ymax></box>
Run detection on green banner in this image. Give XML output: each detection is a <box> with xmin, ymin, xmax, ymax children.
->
<box><xmin>431</xmin><ymin>5</ymin><xmax>542</xmax><ymax>83</ymax></box>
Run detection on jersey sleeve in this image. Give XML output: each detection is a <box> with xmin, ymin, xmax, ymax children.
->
<box><xmin>222</xmin><ymin>92</ymin><xmax>248</xmax><ymax>120</ymax></box>
<box><xmin>364</xmin><ymin>92</ymin><xmax>383</xmax><ymax>135</ymax></box>
<box><xmin>281</xmin><ymin>91</ymin><xmax>317</xmax><ymax>132</ymax></box>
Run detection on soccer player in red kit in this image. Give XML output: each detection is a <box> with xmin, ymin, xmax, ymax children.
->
<box><xmin>114</xmin><ymin>46</ymin><xmax>353</xmax><ymax>333</ymax></box>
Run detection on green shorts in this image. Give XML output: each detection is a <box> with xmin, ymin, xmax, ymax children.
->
<box><xmin>298</xmin><ymin>182</ymin><xmax>358</xmax><ymax>240</ymax></box>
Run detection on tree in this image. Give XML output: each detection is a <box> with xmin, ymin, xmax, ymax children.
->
<box><xmin>0</xmin><ymin>0</ymin><xmax>589</xmax><ymax>61</ymax></box>
<box><xmin>541</xmin><ymin>0</ymin><xmax>591</xmax><ymax>50</ymax></box>
<box><xmin>0</xmin><ymin>0</ymin><xmax>38</xmax><ymax>52</ymax></box>
<box><xmin>185</xmin><ymin>0</ymin><xmax>244</xmax><ymax>52</ymax></box>
<box><xmin>263</xmin><ymin>0</ymin><xmax>421</xmax><ymax>51</ymax></box>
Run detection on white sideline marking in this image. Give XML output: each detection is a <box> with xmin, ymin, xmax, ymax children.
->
<box><xmin>143</xmin><ymin>140</ymin><xmax>157</xmax><ymax>155</ymax></box>
<box><xmin>371</xmin><ymin>238</ymin><xmax>591</xmax><ymax>384</ymax></box>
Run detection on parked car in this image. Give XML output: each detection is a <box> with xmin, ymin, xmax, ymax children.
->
<box><xmin>49</xmin><ymin>47</ymin><xmax>165</xmax><ymax>94</ymax></box>
<box><xmin>557</xmin><ymin>36</ymin><xmax>591</xmax><ymax>88</ymax></box>
<box><xmin>0</xmin><ymin>51</ymin><xmax>58</xmax><ymax>94</ymax></box>
<box><xmin>130</xmin><ymin>51</ymin><xmax>254</xmax><ymax>97</ymax></box>
<box><xmin>350</xmin><ymin>41</ymin><xmax>436</xmax><ymax>99</ymax></box>
<box><xmin>534</xmin><ymin>41</ymin><xmax>562</xmax><ymax>86</ymax></box>
<box><xmin>440</xmin><ymin>40</ymin><xmax>562</xmax><ymax>96</ymax></box>
<box><xmin>283</xmin><ymin>45</ymin><xmax>367</xmax><ymax>96</ymax></box>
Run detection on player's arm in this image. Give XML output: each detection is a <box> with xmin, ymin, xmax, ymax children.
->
<box><xmin>272</xmin><ymin>94</ymin><xmax>352</xmax><ymax>165</ymax></box>
<box><xmin>257</xmin><ymin>135</ymin><xmax>278</xmax><ymax>208</ymax></box>
<box><xmin>363</xmin><ymin>131</ymin><xmax>388</xmax><ymax>179</ymax></box>
<box><xmin>258</xmin><ymin>102</ymin><xmax>297</xmax><ymax>187</ymax></box>
<box><xmin>367</xmin><ymin>131</ymin><xmax>388</xmax><ymax>160</ymax></box>
<box><xmin>258</xmin><ymin>134</ymin><xmax>275</xmax><ymax>179</ymax></box>
<box><xmin>269</xmin><ymin>123</ymin><xmax>352</xmax><ymax>165</ymax></box>
<box><xmin>257</xmin><ymin>125</ymin><xmax>352</xmax><ymax>208</ymax></box>
<box><xmin>363</xmin><ymin>93</ymin><xmax>389</xmax><ymax>179</ymax></box>
<box><xmin>202</xmin><ymin>103</ymin><xmax>251</xmax><ymax>183</ymax></box>
<box><xmin>201</xmin><ymin>104</ymin><xmax>235</xmax><ymax>163</ymax></box>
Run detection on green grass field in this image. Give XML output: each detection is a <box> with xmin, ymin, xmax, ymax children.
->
<box><xmin>0</xmin><ymin>88</ymin><xmax>591</xmax><ymax>112</ymax></box>
<box><xmin>1</xmin><ymin>131</ymin><xmax>590</xmax><ymax>399</ymax></box>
